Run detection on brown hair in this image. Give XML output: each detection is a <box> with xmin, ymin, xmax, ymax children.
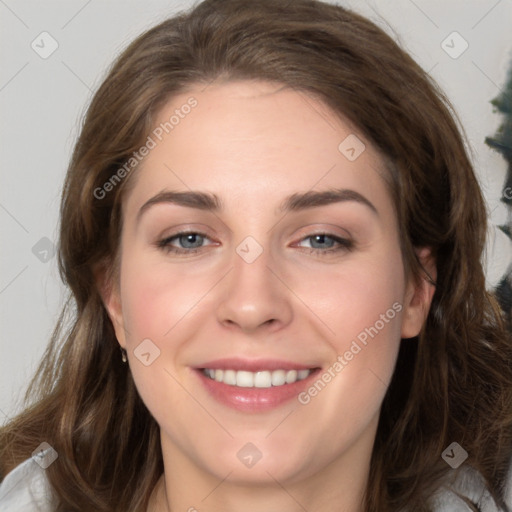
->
<box><xmin>1</xmin><ymin>1</ymin><xmax>511</xmax><ymax>511</ymax></box>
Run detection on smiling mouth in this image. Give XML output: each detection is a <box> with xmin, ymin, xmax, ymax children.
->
<box><xmin>201</xmin><ymin>368</ymin><xmax>317</xmax><ymax>387</ymax></box>
<box><xmin>195</xmin><ymin>362</ymin><xmax>322</xmax><ymax>411</ymax></box>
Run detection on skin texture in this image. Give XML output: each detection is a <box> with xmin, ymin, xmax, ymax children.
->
<box><xmin>102</xmin><ymin>80</ymin><xmax>436</xmax><ymax>512</ymax></box>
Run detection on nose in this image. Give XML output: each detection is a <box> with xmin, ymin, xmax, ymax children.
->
<box><xmin>215</xmin><ymin>243</ymin><xmax>294</xmax><ymax>334</ymax></box>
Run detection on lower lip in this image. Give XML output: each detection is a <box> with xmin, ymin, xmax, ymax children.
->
<box><xmin>194</xmin><ymin>368</ymin><xmax>321</xmax><ymax>412</ymax></box>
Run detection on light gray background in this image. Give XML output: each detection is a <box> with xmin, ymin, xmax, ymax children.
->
<box><xmin>1</xmin><ymin>0</ymin><xmax>511</xmax><ymax>421</ymax></box>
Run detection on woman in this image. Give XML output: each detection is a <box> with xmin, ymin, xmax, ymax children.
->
<box><xmin>1</xmin><ymin>0</ymin><xmax>511</xmax><ymax>511</ymax></box>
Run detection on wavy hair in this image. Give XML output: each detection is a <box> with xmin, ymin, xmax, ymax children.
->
<box><xmin>1</xmin><ymin>1</ymin><xmax>512</xmax><ymax>511</ymax></box>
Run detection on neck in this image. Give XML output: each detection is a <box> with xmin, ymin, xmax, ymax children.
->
<box><xmin>149</xmin><ymin>427</ymin><xmax>375</xmax><ymax>512</ymax></box>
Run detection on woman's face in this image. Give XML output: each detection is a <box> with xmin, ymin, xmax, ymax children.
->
<box><xmin>104</xmin><ymin>80</ymin><xmax>432</xmax><ymax>488</ymax></box>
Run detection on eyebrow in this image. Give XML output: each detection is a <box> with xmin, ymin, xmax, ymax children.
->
<box><xmin>282</xmin><ymin>189</ymin><xmax>378</xmax><ymax>215</ymax></box>
<box><xmin>136</xmin><ymin>187</ymin><xmax>378</xmax><ymax>222</ymax></box>
<box><xmin>137</xmin><ymin>190</ymin><xmax>221</xmax><ymax>222</ymax></box>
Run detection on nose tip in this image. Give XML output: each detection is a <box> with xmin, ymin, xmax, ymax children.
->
<box><xmin>215</xmin><ymin>248</ymin><xmax>293</xmax><ymax>334</ymax></box>
<box><xmin>223</xmin><ymin>307</ymin><xmax>279</xmax><ymax>333</ymax></box>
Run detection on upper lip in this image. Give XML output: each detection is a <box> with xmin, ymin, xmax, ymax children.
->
<box><xmin>196</xmin><ymin>358</ymin><xmax>320</xmax><ymax>372</ymax></box>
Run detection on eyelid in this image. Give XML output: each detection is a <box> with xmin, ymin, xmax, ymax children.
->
<box><xmin>290</xmin><ymin>223</ymin><xmax>352</xmax><ymax>241</ymax></box>
<box><xmin>157</xmin><ymin>229</ymin><xmax>216</xmax><ymax>251</ymax></box>
<box><xmin>154</xmin><ymin>223</ymin><xmax>356</xmax><ymax>256</ymax></box>
<box><xmin>156</xmin><ymin>223</ymin><xmax>215</xmax><ymax>241</ymax></box>
<box><xmin>292</xmin><ymin>233</ymin><xmax>353</xmax><ymax>252</ymax></box>
<box><xmin>156</xmin><ymin>229</ymin><xmax>354</xmax><ymax>258</ymax></box>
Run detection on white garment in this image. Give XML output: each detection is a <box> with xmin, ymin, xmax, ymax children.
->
<box><xmin>430</xmin><ymin>462</ymin><xmax>512</xmax><ymax>512</ymax></box>
<box><xmin>0</xmin><ymin>454</ymin><xmax>55</xmax><ymax>511</ymax></box>
<box><xmin>1</xmin><ymin>452</ymin><xmax>511</xmax><ymax>511</ymax></box>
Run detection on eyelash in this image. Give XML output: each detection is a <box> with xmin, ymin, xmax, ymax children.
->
<box><xmin>156</xmin><ymin>231</ymin><xmax>353</xmax><ymax>256</ymax></box>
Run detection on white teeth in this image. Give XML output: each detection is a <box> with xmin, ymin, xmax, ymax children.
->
<box><xmin>203</xmin><ymin>368</ymin><xmax>313</xmax><ymax>387</ymax></box>
<box><xmin>223</xmin><ymin>369</ymin><xmax>237</xmax><ymax>385</ymax></box>
<box><xmin>297</xmin><ymin>369</ymin><xmax>310</xmax><ymax>380</ymax></box>
<box><xmin>285</xmin><ymin>370</ymin><xmax>297</xmax><ymax>384</ymax></box>
<box><xmin>254</xmin><ymin>371</ymin><xmax>272</xmax><ymax>388</ymax></box>
<box><xmin>271</xmin><ymin>370</ymin><xmax>286</xmax><ymax>386</ymax></box>
<box><xmin>236</xmin><ymin>371</ymin><xmax>254</xmax><ymax>387</ymax></box>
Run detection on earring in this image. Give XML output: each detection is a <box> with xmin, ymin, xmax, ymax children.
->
<box><xmin>121</xmin><ymin>348</ymin><xmax>127</xmax><ymax>363</ymax></box>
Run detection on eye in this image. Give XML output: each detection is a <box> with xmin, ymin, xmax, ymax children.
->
<box><xmin>156</xmin><ymin>231</ymin><xmax>353</xmax><ymax>256</ymax></box>
<box><xmin>157</xmin><ymin>231</ymin><xmax>213</xmax><ymax>254</ymax></box>
<box><xmin>295</xmin><ymin>233</ymin><xmax>353</xmax><ymax>255</ymax></box>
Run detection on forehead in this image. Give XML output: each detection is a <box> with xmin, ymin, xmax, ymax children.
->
<box><xmin>122</xmin><ymin>80</ymin><xmax>393</xmax><ymax>222</ymax></box>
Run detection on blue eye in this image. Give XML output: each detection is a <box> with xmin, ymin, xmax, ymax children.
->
<box><xmin>157</xmin><ymin>231</ymin><xmax>210</xmax><ymax>254</ymax></box>
<box><xmin>297</xmin><ymin>234</ymin><xmax>353</xmax><ymax>254</ymax></box>
<box><xmin>303</xmin><ymin>234</ymin><xmax>336</xmax><ymax>249</ymax></box>
<box><xmin>157</xmin><ymin>231</ymin><xmax>353</xmax><ymax>256</ymax></box>
<box><xmin>173</xmin><ymin>233</ymin><xmax>205</xmax><ymax>249</ymax></box>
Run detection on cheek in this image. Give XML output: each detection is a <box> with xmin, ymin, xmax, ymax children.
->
<box><xmin>117</xmin><ymin>256</ymin><xmax>207</xmax><ymax>434</ymax></box>
<box><xmin>119</xmin><ymin>256</ymin><xmax>213</xmax><ymax>343</ymax></box>
<box><xmin>113</xmin><ymin>228</ymin><xmax>407</xmax><ymax>482</ymax></box>
<box><xmin>289</xmin><ymin>246</ymin><xmax>405</xmax><ymax>345</ymax></box>
<box><xmin>291</xmin><ymin>247</ymin><xmax>405</xmax><ymax>421</ymax></box>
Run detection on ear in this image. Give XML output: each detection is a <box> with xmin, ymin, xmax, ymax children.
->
<box><xmin>96</xmin><ymin>266</ymin><xmax>127</xmax><ymax>348</ymax></box>
<box><xmin>400</xmin><ymin>247</ymin><xmax>437</xmax><ymax>339</ymax></box>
